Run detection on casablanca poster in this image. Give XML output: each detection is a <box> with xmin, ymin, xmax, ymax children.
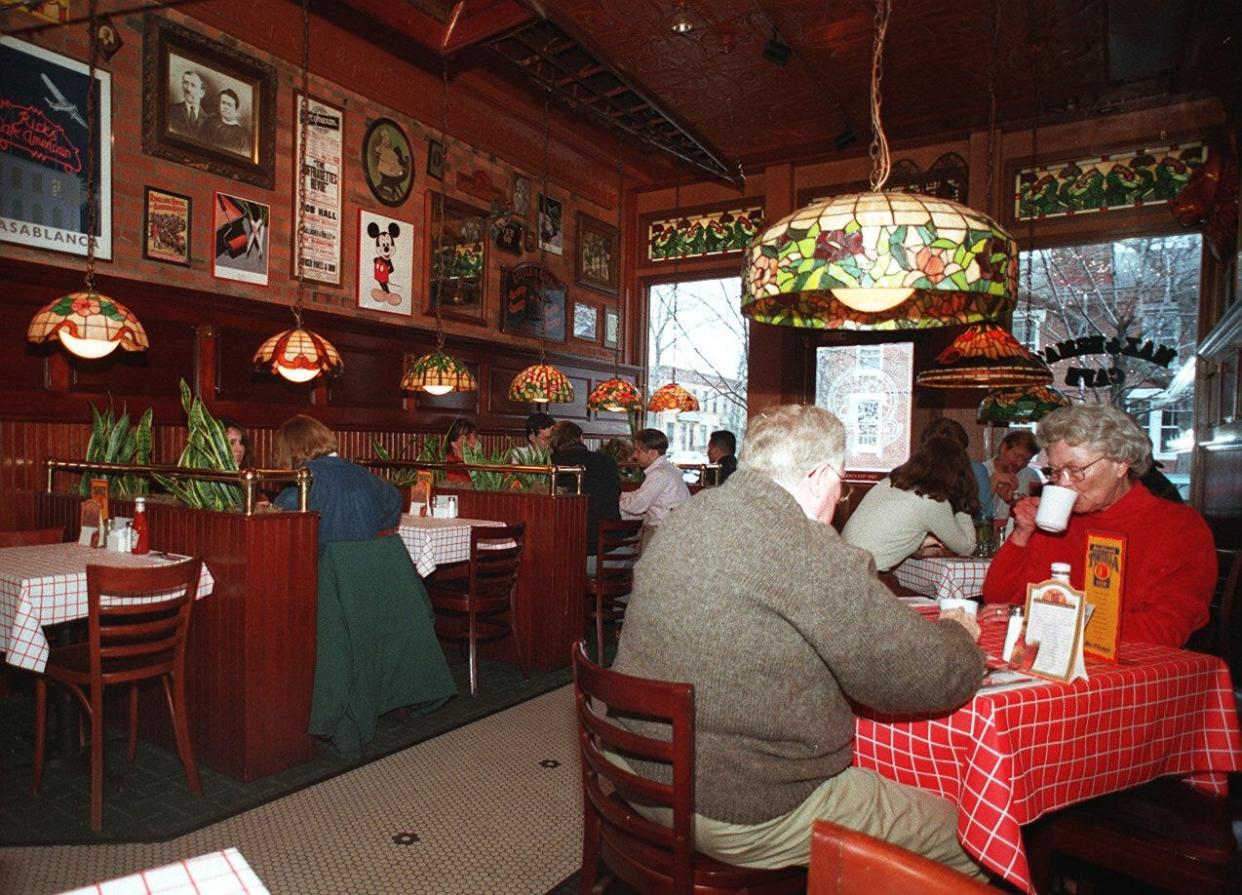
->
<box><xmin>0</xmin><ymin>36</ymin><xmax>112</xmax><ymax>259</ymax></box>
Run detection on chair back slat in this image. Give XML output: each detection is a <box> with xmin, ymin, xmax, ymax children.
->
<box><xmin>0</xmin><ymin>526</ymin><xmax>65</xmax><ymax>547</ymax></box>
<box><xmin>593</xmin><ymin>520</ymin><xmax>642</xmax><ymax>595</ymax></box>
<box><xmin>468</xmin><ymin>525</ymin><xmax>524</xmax><ymax>600</ymax></box>
<box><xmin>86</xmin><ymin>559</ymin><xmax>201</xmax><ymax>684</ymax></box>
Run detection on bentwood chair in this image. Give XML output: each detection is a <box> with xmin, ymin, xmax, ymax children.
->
<box><xmin>572</xmin><ymin>641</ymin><xmax>806</xmax><ymax>895</ymax></box>
<box><xmin>427</xmin><ymin>523</ymin><xmax>526</xmax><ymax>696</ymax></box>
<box><xmin>807</xmin><ymin>819</ymin><xmax>999</xmax><ymax>894</ymax></box>
<box><xmin>585</xmin><ymin>519</ymin><xmax>643</xmax><ymax>663</ymax></box>
<box><xmin>32</xmin><ymin>558</ymin><xmax>203</xmax><ymax>831</ymax></box>
<box><xmin>0</xmin><ymin>526</ymin><xmax>66</xmax><ymax>547</ymax></box>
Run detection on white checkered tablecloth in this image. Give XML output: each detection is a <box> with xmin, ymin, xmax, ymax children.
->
<box><xmin>0</xmin><ymin>543</ymin><xmax>215</xmax><ymax>673</ymax></box>
<box><xmin>892</xmin><ymin>555</ymin><xmax>991</xmax><ymax>601</ymax></box>
<box><xmin>56</xmin><ymin>847</ymin><xmax>268</xmax><ymax>895</ymax></box>
<box><xmin>854</xmin><ymin>615</ymin><xmax>1242</xmax><ymax>893</ymax></box>
<box><xmin>397</xmin><ymin>515</ymin><xmax>506</xmax><ymax>576</ymax></box>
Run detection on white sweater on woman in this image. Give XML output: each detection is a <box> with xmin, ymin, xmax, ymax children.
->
<box><xmin>841</xmin><ymin>478</ymin><xmax>976</xmax><ymax>572</ymax></box>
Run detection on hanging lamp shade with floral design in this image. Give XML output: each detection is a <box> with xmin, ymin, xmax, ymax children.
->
<box><xmin>253</xmin><ymin>326</ymin><xmax>343</xmax><ymax>384</ymax></box>
<box><xmin>587</xmin><ymin>376</ymin><xmax>643</xmax><ymax>413</ymax></box>
<box><xmin>401</xmin><ymin>349</ymin><xmax>477</xmax><ymax>396</ymax></box>
<box><xmin>741</xmin><ymin>192</ymin><xmax>1019</xmax><ymax>331</ymax></box>
<box><xmin>27</xmin><ymin>291</ymin><xmax>149</xmax><ymax>359</ymax></box>
<box><xmin>977</xmin><ymin>384</ymin><xmax>1072</xmax><ymax>423</ymax></box>
<box><xmin>915</xmin><ymin>322</ymin><xmax>1054</xmax><ymax>388</ymax></box>
<box><xmin>508</xmin><ymin>362</ymin><xmax>574</xmax><ymax>403</ymax></box>
<box><xmin>647</xmin><ymin>381</ymin><xmax>700</xmax><ymax>413</ymax></box>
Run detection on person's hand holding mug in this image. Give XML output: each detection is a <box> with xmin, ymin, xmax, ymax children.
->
<box><xmin>1006</xmin><ymin>495</ymin><xmax>1039</xmax><ymax>547</ymax></box>
<box><xmin>992</xmin><ymin>471</ymin><xmax>1018</xmax><ymax>504</ymax></box>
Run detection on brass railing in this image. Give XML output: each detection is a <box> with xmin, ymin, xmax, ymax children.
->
<box><xmin>44</xmin><ymin>460</ymin><xmax>312</xmax><ymax>515</ymax></box>
<box><xmin>364</xmin><ymin>460</ymin><xmax>585</xmax><ymax>495</ymax></box>
<box><xmin>619</xmin><ymin>461</ymin><xmax>723</xmax><ymax>486</ymax></box>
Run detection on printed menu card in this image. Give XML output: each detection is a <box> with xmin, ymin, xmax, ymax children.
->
<box><xmin>1023</xmin><ymin>578</ymin><xmax>1088</xmax><ymax>683</ymax></box>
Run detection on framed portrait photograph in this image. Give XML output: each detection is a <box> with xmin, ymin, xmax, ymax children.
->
<box><xmin>538</xmin><ymin>193</ymin><xmax>563</xmax><ymax>255</ymax></box>
<box><xmin>576</xmin><ymin>212</ymin><xmax>620</xmax><ymax>295</ymax></box>
<box><xmin>142</xmin><ymin>14</ymin><xmax>276</xmax><ymax>189</ymax></box>
<box><xmin>362</xmin><ymin>117</ymin><xmax>413</xmax><ymax>206</ymax></box>
<box><xmin>426</xmin><ymin>139</ymin><xmax>444</xmax><ymax>180</ymax></box>
<box><xmin>213</xmin><ymin>192</ymin><xmax>269</xmax><ymax>286</ymax></box>
<box><xmin>358</xmin><ymin>209</ymin><xmax>415</xmax><ymax>317</ymax></box>
<box><xmin>603</xmin><ymin>306</ymin><xmax>621</xmax><ymax>350</ymax></box>
<box><xmin>511</xmin><ymin>173</ymin><xmax>531</xmax><ymax>220</ymax></box>
<box><xmin>0</xmin><ymin>36</ymin><xmax>112</xmax><ymax>259</ymax></box>
<box><xmin>501</xmin><ymin>262</ymin><xmax>566</xmax><ymax>342</ymax></box>
<box><xmin>292</xmin><ymin>93</ymin><xmax>344</xmax><ymax>285</ymax></box>
<box><xmin>143</xmin><ymin>187</ymin><xmax>191</xmax><ymax>266</ymax></box>
<box><xmin>573</xmin><ymin>301</ymin><xmax>600</xmax><ymax>343</ymax></box>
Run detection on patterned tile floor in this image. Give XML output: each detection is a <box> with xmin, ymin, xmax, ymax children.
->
<box><xmin>0</xmin><ymin>685</ymin><xmax>583</xmax><ymax>894</ymax></box>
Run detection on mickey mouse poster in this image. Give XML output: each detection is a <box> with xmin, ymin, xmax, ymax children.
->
<box><xmin>357</xmin><ymin>209</ymin><xmax>413</xmax><ymax>317</ymax></box>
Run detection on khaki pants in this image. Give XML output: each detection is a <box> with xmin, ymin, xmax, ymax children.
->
<box><xmin>609</xmin><ymin>753</ymin><xmax>986</xmax><ymax>880</ymax></box>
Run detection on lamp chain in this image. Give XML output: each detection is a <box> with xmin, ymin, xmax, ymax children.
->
<box><xmin>537</xmin><ymin>96</ymin><xmax>551</xmax><ymax>364</ymax></box>
<box><xmin>432</xmin><ymin>61</ymin><xmax>449</xmax><ymax>350</ymax></box>
<box><xmin>294</xmin><ymin>0</ymin><xmax>310</xmax><ymax>318</ymax></box>
<box><xmin>670</xmin><ymin>178</ymin><xmax>681</xmax><ymax>384</ymax></box>
<box><xmin>614</xmin><ymin>129</ymin><xmax>624</xmax><ymax>376</ymax></box>
<box><xmin>867</xmin><ymin>0</ymin><xmax>892</xmax><ymax>192</ymax></box>
<box><xmin>84</xmin><ymin>0</ymin><xmax>99</xmax><ymax>293</ymax></box>
<box><xmin>984</xmin><ymin>0</ymin><xmax>1000</xmax><ymax>214</ymax></box>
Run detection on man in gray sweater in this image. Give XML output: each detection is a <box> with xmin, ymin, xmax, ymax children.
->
<box><xmin>612</xmin><ymin>404</ymin><xmax>987</xmax><ymax>877</ymax></box>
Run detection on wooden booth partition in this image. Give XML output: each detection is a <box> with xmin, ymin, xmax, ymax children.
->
<box><xmin>450</xmin><ymin>489</ymin><xmax>588</xmax><ymax>671</ymax></box>
<box><xmin>36</xmin><ymin>492</ymin><xmax>319</xmax><ymax>782</ymax></box>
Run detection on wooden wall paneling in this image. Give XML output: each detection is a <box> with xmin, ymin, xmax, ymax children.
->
<box><xmin>69</xmin><ymin>317</ymin><xmax>199</xmax><ymax>400</ymax></box>
<box><xmin>214</xmin><ymin>326</ymin><xmax>318</xmax><ymax>407</ymax></box>
<box><xmin>325</xmin><ymin>332</ymin><xmax>407</xmax><ymax>409</ymax></box>
<box><xmin>0</xmin><ymin>296</ymin><xmax>51</xmax><ymax>393</ymax></box>
<box><xmin>453</xmin><ymin>489</ymin><xmax>588</xmax><ymax>670</ymax></box>
<box><xmin>36</xmin><ymin>492</ymin><xmax>319</xmax><ymax>781</ymax></box>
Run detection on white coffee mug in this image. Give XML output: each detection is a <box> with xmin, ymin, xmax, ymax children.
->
<box><xmin>938</xmin><ymin>597</ymin><xmax>978</xmax><ymax>618</ymax></box>
<box><xmin>1034</xmin><ymin>484</ymin><xmax>1077</xmax><ymax>533</ymax></box>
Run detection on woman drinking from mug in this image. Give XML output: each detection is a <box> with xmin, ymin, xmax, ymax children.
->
<box><xmin>981</xmin><ymin>404</ymin><xmax>1214</xmax><ymax>648</ymax></box>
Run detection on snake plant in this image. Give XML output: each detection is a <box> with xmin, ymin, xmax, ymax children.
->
<box><xmin>153</xmin><ymin>380</ymin><xmax>242</xmax><ymax>511</ymax></box>
<box><xmin>79</xmin><ymin>402</ymin><xmax>154</xmax><ymax>497</ymax></box>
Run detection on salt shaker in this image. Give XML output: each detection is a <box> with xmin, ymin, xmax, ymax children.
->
<box><xmin>1002</xmin><ymin>606</ymin><xmax>1025</xmax><ymax>662</ymax></box>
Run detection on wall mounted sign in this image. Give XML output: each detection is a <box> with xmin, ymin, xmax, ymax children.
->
<box><xmin>142</xmin><ymin>14</ymin><xmax>277</xmax><ymax>190</ymax></box>
<box><xmin>362</xmin><ymin>117</ymin><xmax>413</xmax><ymax>206</ymax></box>
<box><xmin>646</xmin><ymin>203</ymin><xmax>762</xmax><ymax>262</ymax></box>
<box><xmin>358</xmin><ymin>209</ymin><xmax>414</xmax><ymax>317</ymax></box>
<box><xmin>293</xmin><ymin>93</ymin><xmax>343</xmax><ymax>285</ymax></box>
<box><xmin>501</xmin><ymin>262</ymin><xmax>566</xmax><ymax>342</ymax></box>
<box><xmin>213</xmin><ymin>191</ymin><xmax>269</xmax><ymax>286</ymax></box>
<box><xmin>143</xmin><ymin>186</ymin><xmax>191</xmax><ymax>267</ymax></box>
<box><xmin>1042</xmin><ymin>334</ymin><xmax>1177</xmax><ymax>388</ymax></box>
<box><xmin>1013</xmin><ymin>142</ymin><xmax>1205</xmax><ymax>221</ymax></box>
<box><xmin>0</xmin><ymin>36</ymin><xmax>112</xmax><ymax>259</ymax></box>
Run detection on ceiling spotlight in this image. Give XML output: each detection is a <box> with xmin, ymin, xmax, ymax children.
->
<box><xmin>762</xmin><ymin>31</ymin><xmax>790</xmax><ymax>65</ymax></box>
<box><xmin>669</xmin><ymin>1</ymin><xmax>694</xmax><ymax>34</ymax></box>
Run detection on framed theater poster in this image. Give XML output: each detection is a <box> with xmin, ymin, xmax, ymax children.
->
<box><xmin>292</xmin><ymin>93</ymin><xmax>343</xmax><ymax>285</ymax></box>
<box><xmin>143</xmin><ymin>187</ymin><xmax>191</xmax><ymax>266</ymax></box>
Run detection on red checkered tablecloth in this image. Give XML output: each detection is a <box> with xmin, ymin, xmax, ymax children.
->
<box><xmin>55</xmin><ymin>847</ymin><xmax>268</xmax><ymax>894</ymax></box>
<box><xmin>892</xmin><ymin>555</ymin><xmax>991</xmax><ymax>601</ymax></box>
<box><xmin>854</xmin><ymin>618</ymin><xmax>1242</xmax><ymax>893</ymax></box>
<box><xmin>397</xmin><ymin>514</ymin><xmax>506</xmax><ymax>576</ymax></box>
<box><xmin>0</xmin><ymin>543</ymin><xmax>215</xmax><ymax>673</ymax></box>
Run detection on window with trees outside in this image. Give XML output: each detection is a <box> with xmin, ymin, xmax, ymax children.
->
<box><xmin>646</xmin><ymin>277</ymin><xmax>748</xmax><ymax>464</ymax></box>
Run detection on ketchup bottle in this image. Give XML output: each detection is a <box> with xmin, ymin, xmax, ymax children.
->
<box><xmin>132</xmin><ymin>496</ymin><xmax>150</xmax><ymax>555</ymax></box>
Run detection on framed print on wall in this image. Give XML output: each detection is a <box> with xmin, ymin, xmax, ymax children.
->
<box><xmin>143</xmin><ymin>187</ymin><xmax>191</xmax><ymax>266</ymax></box>
<box><xmin>142</xmin><ymin>14</ymin><xmax>277</xmax><ymax>189</ymax></box>
<box><xmin>576</xmin><ymin>212</ymin><xmax>620</xmax><ymax>295</ymax></box>
<box><xmin>425</xmin><ymin>192</ymin><xmax>488</xmax><ymax>324</ymax></box>
<box><xmin>358</xmin><ymin>209</ymin><xmax>415</xmax><ymax>317</ymax></box>
<box><xmin>0</xmin><ymin>36</ymin><xmax>112</xmax><ymax>259</ymax></box>
<box><xmin>213</xmin><ymin>192</ymin><xmax>270</xmax><ymax>286</ymax></box>
<box><xmin>292</xmin><ymin>93</ymin><xmax>343</xmax><ymax>285</ymax></box>
<box><xmin>426</xmin><ymin>139</ymin><xmax>444</xmax><ymax>179</ymax></box>
<box><xmin>511</xmin><ymin>173</ymin><xmax>531</xmax><ymax>219</ymax></box>
<box><xmin>362</xmin><ymin>117</ymin><xmax>414</xmax><ymax>206</ymax></box>
<box><xmin>538</xmin><ymin>193</ymin><xmax>563</xmax><ymax>255</ymax></box>
<box><xmin>501</xmin><ymin>262</ymin><xmax>567</xmax><ymax>342</ymax></box>
<box><xmin>573</xmin><ymin>301</ymin><xmax>600</xmax><ymax>343</ymax></box>
<box><xmin>603</xmin><ymin>306</ymin><xmax>621</xmax><ymax>349</ymax></box>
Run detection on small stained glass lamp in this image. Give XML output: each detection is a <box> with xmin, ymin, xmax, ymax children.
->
<box><xmin>647</xmin><ymin>381</ymin><xmax>700</xmax><ymax>413</ymax></box>
<box><xmin>402</xmin><ymin>339</ymin><xmax>478</xmax><ymax>397</ymax></box>
<box><xmin>587</xmin><ymin>376</ymin><xmax>643</xmax><ymax>413</ymax></box>
<box><xmin>27</xmin><ymin>292</ymin><xmax>148</xmax><ymax>359</ymax></box>
<box><xmin>253</xmin><ymin>319</ymin><xmax>342</xmax><ymax>384</ymax></box>
<box><xmin>915</xmin><ymin>322</ymin><xmax>1054</xmax><ymax>388</ymax></box>
<box><xmin>978</xmin><ymin>384</ymin><xmax>1071</xmax><ymax>423</ymax></box>
<box><xmin>508</xmin><ymin>362</ymin><xmax>574</xmax><ymax>403</ymax></box>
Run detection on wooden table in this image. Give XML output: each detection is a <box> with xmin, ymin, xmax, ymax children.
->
<box><xmin>892</xmin><ymin>554</ymin><xmax>990</xmax><ymax>602</ymax></box>
<box><xmin>0</xmin><ymin>542</ymin><xmax>215</xmax><ymax>672</ymax></box>
<box><xmin>55</xmin><ymin>847</ymin><xmax>268</xmax><ymax>894</ymax></box>
<box><xmin>397</xmin><ymin>514</ymin><xmax>505</xmax><ymax>576</ymax></box>
<box><xmin>853</xmin><ymin>615</ymin><xmax>1242</xmax><ymax>893</ymax></box>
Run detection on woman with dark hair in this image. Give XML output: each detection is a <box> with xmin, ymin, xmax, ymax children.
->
<box><xmin>920</xmin><ymin>417</ymin><xmax>990</xmax><ymax>519</ymax></box>
<box><xmin>443</xmin><ymin>417</ymin><xmax>479</xmax><ymax>486</ymax></box>
<box><xmin>842</xmin><ymin>437</ymin><xmax>979</xmax><ymax>571</ymax></box>
<box><xmin>219</xmin><ymin>418</ymin><xmax>255</xmax><ymax>469</ymax></box>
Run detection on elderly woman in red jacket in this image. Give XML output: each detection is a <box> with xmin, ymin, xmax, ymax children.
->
<box><xmin>982</xmin><ymin>404</ymin><xmax>1214</xmax><ymax>648</ymax></box>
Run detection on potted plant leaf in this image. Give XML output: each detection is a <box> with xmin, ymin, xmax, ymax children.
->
<box><xmin>79</xmin><ymin>401</ymin><xmax>154</xmax><ymax>497</ymax></box>
<box><xmin>153</xmin><ymin>380</ymin><xmax>242</xmax><ymax>511</ymax></box>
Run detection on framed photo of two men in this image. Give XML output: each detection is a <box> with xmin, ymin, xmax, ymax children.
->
<box><xmin>141</xmin><ymin>14</ymin><xmax>276</xmax><ymax>189</ymax></box>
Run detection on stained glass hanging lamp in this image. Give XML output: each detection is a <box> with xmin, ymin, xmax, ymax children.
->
<box><xmin>978</xmin><ymin>384</ymin><xmax>1071</xmax><ymax>424</ymax></box>
<box><xmin>27</xmin><ymin>0</ymin><xmax>148</xmax><ymax>361</ymax></box>
<box><xmin>253</xmin><ymin>0</ymin><xmax>342</xmax><ymax>384</ymax></box>
<box><xmin>588</xmin><ymin>133</ymin><xmax>643</xmax><ymax>414</ymax></box>
<box><xmin>509</xmin><ymin>99</ymin><xmax>574</xmax><ymax>405</ymax></box>
<box><xmin>647</xmin><ymin>181</ymin><xmax>700</xmax><ymax>414</ymax></box>
<box><xmin>403</xmin><ymin>63</ymin><xmax>476</xmax><ymax>397</ymax></box>
<box><xmin>741</xmin><ymin>0</ymin><xmax>1018</xmax><ymax>330</ymax></box>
